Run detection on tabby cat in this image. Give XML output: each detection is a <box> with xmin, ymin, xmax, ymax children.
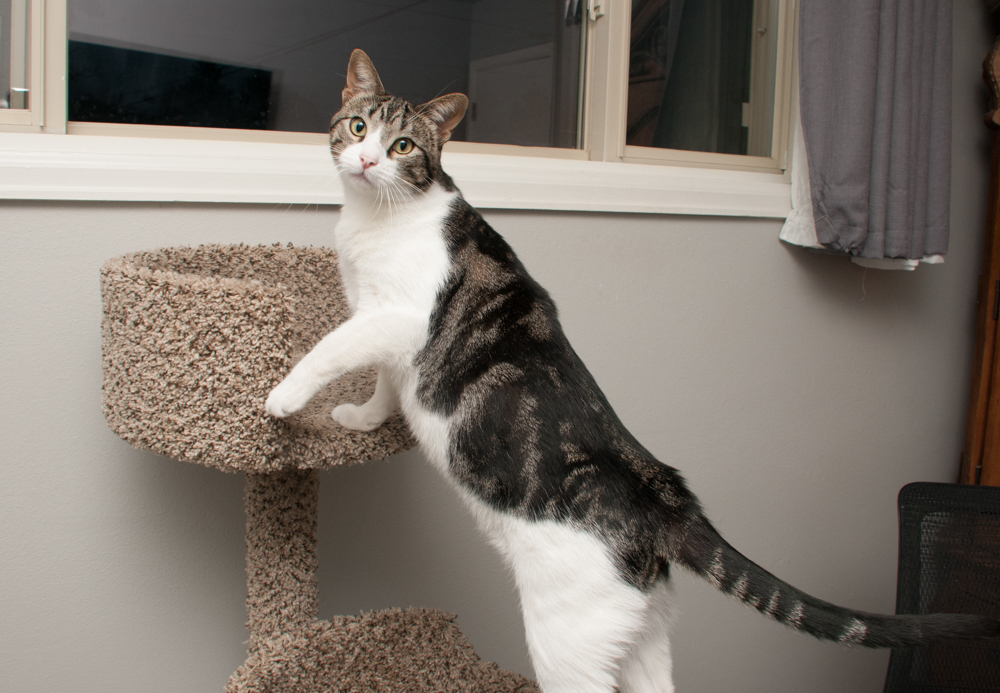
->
<box><xmin>265</xmin><ymin>50</ymin><xmax>1000</xmax><ymax>693</ymax></box>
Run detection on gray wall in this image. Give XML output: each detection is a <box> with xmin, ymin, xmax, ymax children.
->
<box><xmin>1</xmin><ymin>3</ymin><xmax>994</xmax><ymax>692</ymax></box>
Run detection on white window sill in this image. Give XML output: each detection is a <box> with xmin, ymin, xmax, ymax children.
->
<box><xmin>0</xmin><ymin>132</ymin><xmax>791</xmax><ymax>218</ymax></box>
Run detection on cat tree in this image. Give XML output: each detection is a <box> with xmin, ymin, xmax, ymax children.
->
<box><xmin>101</xmin><ymin>244</ymin><xmax>538</xmax><ymax>693</ymax></box>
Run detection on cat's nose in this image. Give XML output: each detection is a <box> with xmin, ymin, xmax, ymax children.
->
<box><xmin>360</xmin><ymin>154</ymin><xmax>378</xmax><ymax>170</ymax></box>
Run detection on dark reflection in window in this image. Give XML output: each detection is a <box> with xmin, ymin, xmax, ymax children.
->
<box><xmin>628</xmin><ymin>0</ymin><xmax>761</xmax><ymax>156</ymax></box>
<box><xmin>68</xmin><ymin>0</ymin><xmax>584</xmax><ymax>148</ymax></box>
<box><xmin>69</xmin><ymin>42</ymin><xmax>271</xmax><ymax>129</ymax></box>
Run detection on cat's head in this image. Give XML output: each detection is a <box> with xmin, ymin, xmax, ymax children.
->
<box><xmin>331</xmin><ymin>49</ymin><xmax>468</xmax><ymax>197</ymax></box>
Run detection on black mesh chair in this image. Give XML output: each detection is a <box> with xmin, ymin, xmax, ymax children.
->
<box><xmin>884</xmin><ymin>482</ymin><xmax>1000</xmax><ymax>693</ymax></box>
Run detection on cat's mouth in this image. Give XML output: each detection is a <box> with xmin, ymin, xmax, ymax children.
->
<box><xmin>347</xmin><ymin>168</ymin><xmax>378</xmax><ymax>187</ymax></box>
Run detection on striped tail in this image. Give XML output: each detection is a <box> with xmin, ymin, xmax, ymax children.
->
<box><xmin>675</xmin><ymin>515</ymin><xmax>1000</xmax><ymax>647</ymax></box>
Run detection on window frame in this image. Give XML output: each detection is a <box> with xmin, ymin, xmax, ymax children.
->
<box><xmin>0</xmin><ymin>0</ymin><xmax>796</xmax><ymax>218</ymax></box>
<box><xmin>0</xmin><ymin>0</ymin><xmax>55</xmax><ymax>129</ymax></box>
<box><xmin>588</xmin><ymin>0</ymin><xmax>796</xmax><ymax>173</ymax></box>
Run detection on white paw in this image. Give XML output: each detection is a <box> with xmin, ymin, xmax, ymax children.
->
<box><xmin>332</xmin><ymin>403</ymin><xmax>386</xmax><ymax>432</ymax></box>
<box><xmin>265</xmin><ymin>375</ymin><xmax>317</xmax><ymax>418</ymax></box>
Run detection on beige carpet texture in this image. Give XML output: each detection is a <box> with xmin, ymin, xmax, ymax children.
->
<box><xmin>101</xmin><ymin>244</ymin><xmax>413</xmax><ymax>473</ymax></box>
<box><xmin>229</xmin><ymin>608</ymin><xmax>540</xmax><ymax>693</ymax></box>
<box><xmin>100</xmin><ymin>245</ymin><xmax>538</xmax><ymax>693</ymax></box>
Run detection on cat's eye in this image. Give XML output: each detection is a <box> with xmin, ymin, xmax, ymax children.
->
<box><xmin>349</xmin><ymin>117</ymin><xmax>367</xmax><ymax>138</ymax></box>
<box><xmin>392</xmin><ymin>138</ymin><xmax>414</xmax><ymax>155</ymax></box>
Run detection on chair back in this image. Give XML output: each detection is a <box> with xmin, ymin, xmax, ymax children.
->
<box><xmin>884</xmin><ymin>482</ymin><xmax>1000</xmax><ymax>692</ymax></box>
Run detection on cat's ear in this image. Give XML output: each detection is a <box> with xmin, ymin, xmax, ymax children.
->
<box><xmin>419</xmin><ymin>93</ymin><xmax>469</xmax><ymax>144</ymax></box>
<box><xmin>342</xmin><ymin>49</ymin><xmax>385</xmax><ymax>104</ymax></box>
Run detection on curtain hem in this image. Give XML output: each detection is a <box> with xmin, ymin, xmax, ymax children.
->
<box><xmin>780</xmin><ymin>108</ymin><xmax>945</xmax><ymax>269</ymax></box>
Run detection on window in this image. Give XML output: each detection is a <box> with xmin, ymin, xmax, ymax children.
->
<box><xmin>627</xmin><ymin>0</ymin><xmax>779</xmax><ymax>157</ymax></box>
<box><xmin>67</xmin><ymin>0</ymin><xmax>586</xmax><ymax>149</ymax></box>
<box><xmin>590</xmin><ymin>0</ymin><xmax>794</xmax><ymax>172</ymax></box>
<box><xmin>0</xmin><ymin>0</ymin><xmax>796</xmax><ymax>216</ymax></box>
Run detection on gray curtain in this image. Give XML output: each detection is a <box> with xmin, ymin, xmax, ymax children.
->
<box><xmin>799</xmin><ymin>0</ymin><xmax>952</xmax><ymax>259</ymax></box>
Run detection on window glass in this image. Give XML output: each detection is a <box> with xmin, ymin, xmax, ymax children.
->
<box><xmin>627</xmin><ymin>0</ymin><xmax>778</xmax><ymax>157</ymax></box>
<box><xmin>67</xmin><ymin>0</ymin><xmax>585</xmax><ymax>148</ymax></box>
<box><xmin>1</xmin><ymin>0</ymin><xmax>30</xmax><ymax>109</ymax></box>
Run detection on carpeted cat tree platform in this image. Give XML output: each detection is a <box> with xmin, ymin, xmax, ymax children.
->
<box><xmin>101</xmin><ymin>244</ymin><xmax>538</xmax><ymax>693</ymax></box>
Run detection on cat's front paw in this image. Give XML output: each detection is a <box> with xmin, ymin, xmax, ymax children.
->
<box><xmin>265</xmin><ymin>376</ymin><xmax>316</xmax><ymax>418</ymax></box>
<box><xmin>332</xmin><ymin>403</ymin><xmax>386</xmax><ymax>432</ymax></box>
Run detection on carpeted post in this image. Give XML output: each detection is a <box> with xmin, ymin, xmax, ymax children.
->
<box><xmin>245</xmin><ymin>469</ymin><xmax>319</xmax><ymax>651</ymax></box>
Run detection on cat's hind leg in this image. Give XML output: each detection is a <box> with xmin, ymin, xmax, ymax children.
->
<box><xmin>332</xmin><ymin>367</ymin><xmax>398</xmax><ymax>431</ymax></box>
<box><xmin>618</xmin><ymin>577</ymin><xmax>676</xmax><ymax>693</ymax></box>
<box><xmin>489</xmin><ymin>516</ymin><xmax>649</xmax><ymax>693</ymax></box>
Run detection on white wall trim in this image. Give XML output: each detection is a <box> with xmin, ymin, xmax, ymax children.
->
<box><xmin>0</xmin><ymin>132</ymin><xmax>792</xmax><ymax>217</ymax></box>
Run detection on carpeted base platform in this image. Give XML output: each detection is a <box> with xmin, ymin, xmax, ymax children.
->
<box><xmin>228</xmin><ymin>608</ymin><xmax>539</xmax><ymax>693</ymax></box>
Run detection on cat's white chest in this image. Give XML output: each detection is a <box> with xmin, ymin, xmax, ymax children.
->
<box><xmin>334</xmin><ymin>185</ymin><xmax>455</xmax><ymax>316</ymax></box>
<box><xmin>332</xmin><ymin>185</ymin><xmax>458</xmax><ymax>472</ymax></box>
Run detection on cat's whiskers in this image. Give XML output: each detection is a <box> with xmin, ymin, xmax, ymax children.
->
<box><xmin>327</xmin><ymin>163</ymin><xmax>350</xmax><ymax>199</ymax></box>
<box><xmin>293</xmin><ymin>162</ymin><xmax>344</xmax><ymax>207</ymax></box>
<box><xmin>374</xmin><ymin>180</ymin><xmax>393</xmax><ymax>227</ymax></box>
<box><xmin>349</xmin><ymin>172</ymin><xmax>417</xmax><ymax>229</ymax></box>
<box><xmin>384</xmin><ymin>177</ymin><xmax>415</xmax><ymax>224</ymax></box>
<box><xmin>297</xmin><ymin>167</ymin><xmax>341</xmax><ymax>195</ymax></box>
<box><xmin>391</xmin><ymin>175</ymin><xmax>421</xmax><ymax>196</ymax></box>
<box><xmin>385</xmin><ymin>175</ymin><xmax>417</xmax><ymax>210</ymax></box>
<box><xmin>385</xmin><ymin>183</ymin><xmax>398</xmax><ymax>227</ymax></box>
<box><xmin>364</xmin><ymin>178</ymin><xmax>383</xmax><ymax>226</ymax></box>
<box><xmin>387</xmin><ymin>179</ymin><xmax>404</xmax><ymax>224</ymax></box>
<box><xmin>372</xmin><ymin>184</ymin><xmax>386</xmax><ymax>224</ymax></box>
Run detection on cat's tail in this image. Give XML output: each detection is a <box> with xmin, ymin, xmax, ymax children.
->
<box><xmin>674</xmin><ymin>514</ymin><xmax>1000</xmax><ymax>647</ymax></box>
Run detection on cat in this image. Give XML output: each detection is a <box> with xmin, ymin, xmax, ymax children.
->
<box><xmin>265</xmin><ymin>49</ymin><xmax>1000</xmax><ymax>693</ymax></box>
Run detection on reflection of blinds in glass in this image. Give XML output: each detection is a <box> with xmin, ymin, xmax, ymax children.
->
<box><xmin>627</xmin><ymin>0</ymin><xmax>760</xmax><ymax>156</ymax></box>
<box><xmin>3</xmin><ymin>0</ymin><xmax>31</xmax><ymax>109</ymax></box>
<box><xmin>1</xmin><ymin>9</ymin><xmax>7</xmax><ymax>108</ymax></box>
